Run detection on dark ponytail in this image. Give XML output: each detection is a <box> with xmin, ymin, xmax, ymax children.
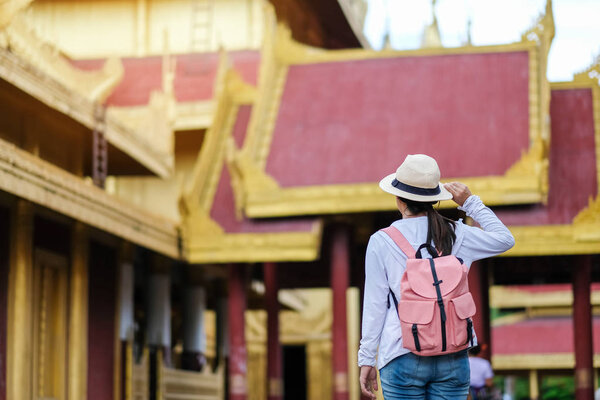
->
<box><xmin>399</xmin><ymin>197</ymin><xmax>456</xmax><ymax>256</ymax></box>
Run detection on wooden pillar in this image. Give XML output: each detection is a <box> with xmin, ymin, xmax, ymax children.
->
<box><xmin>529</xmin><ymin>369</ymin><xmax>539</xmax><ymax>400</ymax></box>
<box><xmin>69</xmin><ymin>222</ymin><xmax>89</xmax><ymax>400</ymax></box>
<box><xmin>228</xmin><ymin>264</ymin><xmax>247</xmax><ymax>400</ymax></box>
<box><xmin>215</xmin><ymin>280</ymin><xmax>228</xmax><ymax>371</ymax></box>
<box><xmin>182</xmin><ymin>285</ymin><xmax>207</xmax><ymax>371</ymax></box>
<box><xmin>7</xmin><ymin>200</ymin><xmax>34</xmax><ymax>400</ymax></box>
<box><xmin>331</xmin><ymin>226</ymin><xmax>350</xmax><ymax>400</ymax></box>
<box><xmin>468</xmin><ymin>260</ymin><xmax>491</xmax><ymax>359</ymax></box>
<box><xmin>264</xmin><ymin>262</ymin><xmax>283</xmax><ymax>400</ymax></box>
<box><xmin>147</xmin><ymin>259</ymin><xmax>171</xmax><ymax>365</ymax></box>
<box><xmin>147</xmin><ymin>256</ymin><xmax>170</xmax><ymax>400</ymax></box>
<box><xmin>573</xmin><ymin>255</ymin><xmax>594</xmax><ymax>400</ymax></box>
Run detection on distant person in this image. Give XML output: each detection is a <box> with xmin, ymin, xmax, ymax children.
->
<box><xmin>468</xmin><ymin>345</ymin><xmax>497</xmax><ymax>400</ymax></box>
<box><xmin>358</xmin><ymin>154</ymin><xmax>515</xmax><ymax>399</ymax></box>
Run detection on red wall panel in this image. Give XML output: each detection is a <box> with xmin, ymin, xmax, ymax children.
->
<box><xmin>496</xmin><ymin>88</ymin><xmax>597</xmax><ymax>225</ymax></box>
<box><xmin>546</xmin><ymin>88</ymin><xmax>598</xmax><ymax>223</ymax></box>
<box><xmin>267</xmin><ymin>52</ymin><xmax>530</xmax><ymax>186</ymax></box>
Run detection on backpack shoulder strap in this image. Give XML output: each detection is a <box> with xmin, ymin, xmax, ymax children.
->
<box><xmin>380</xmin><ymin>226</ymin><xmax>416</xmax><ymax>259</ymax></box>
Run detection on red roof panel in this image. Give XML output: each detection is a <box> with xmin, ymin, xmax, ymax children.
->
<box><xmin>266</xmin><ymin>52</ymin><xmax>531</xmax><ymax>187</ymax></box>
<box><xmin>71</xmin><ymin>51</ymin><xmax>260</xmax><ymax>106</ymax></box>
<box><xmin>492</xmin><ymin>316</ymin><xmax>600</xmax><ymax>355</ymax></box>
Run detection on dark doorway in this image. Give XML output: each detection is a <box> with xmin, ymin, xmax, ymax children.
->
<box><xmin>283</xmin><ymin>345</ymin><xmax>307</xmax><ymax>400</ymax></box>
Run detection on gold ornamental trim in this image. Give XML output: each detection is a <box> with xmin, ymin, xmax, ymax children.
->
<box><xmin>186</xmin><ymin>222</ymin><xmax>323</xmax><ymax>264</ymax></box>
<box><xmin>504</xmin><ymin>223</ymin><xmax>600</xmax><ymax>257</ymax></box>
<box><xmin>244</xmin><ymin>172</ymin><xmax>544</xmax><ymax>218</ymax></box>
<box><xmin>492</xmin><ymin>353</ymin><xmax>600</xmax><ymax>370</ymax></box>
<box><xmin>174</xmin><ymin>100</ymin><xmax>216</xmax><ymax>131</ymax></box>
<box><xmin>490</xmin><ymin>285</ymin><xmax>600</xmax><ymax>309</ymax></box>
<box><xmin>237</xmin><ymin>5</ymin><xmax>553</xmax><ymax>218</ymax></box>
<box><xmin>0</xmin><ymin>137</ymin><xmax>180</xmax><ymax>258</ymax></box>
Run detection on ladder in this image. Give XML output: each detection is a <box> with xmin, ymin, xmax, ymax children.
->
<box><xmin>190</xmin><ymin>0</ymin><xmax>214</xmax><ymax>52</ymax></box>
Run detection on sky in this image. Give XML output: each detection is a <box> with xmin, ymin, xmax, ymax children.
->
<box><xmin>363</xmin><ymin>0</ymin><xmax>600</xmax><ymax>82</ymax></box>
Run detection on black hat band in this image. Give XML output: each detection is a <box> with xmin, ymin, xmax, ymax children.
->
<box><xmin>391</xmin><ymin>179</ymin><xmax>441</xmax><ymax>196</ymax></box>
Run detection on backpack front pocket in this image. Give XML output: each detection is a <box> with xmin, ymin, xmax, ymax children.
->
<box><xmin>448</xmin><ymin>292</ymin><xmax>476</xmax><ymax>347</ymax></box>
<box><xmin>398</xmin><ymin>300</ymin><xmax>437</xmax><ymax>352</ymax></box>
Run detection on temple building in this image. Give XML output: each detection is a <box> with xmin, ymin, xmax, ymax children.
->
<box><xmin>0</xmin><ymin>1</ymin><xmax>598</xmax><ymax>400</ymax></box>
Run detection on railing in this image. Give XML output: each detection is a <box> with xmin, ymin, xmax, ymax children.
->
<box><xmin>158</xmin><ymin>357</ymin><xmax>224</xmax><ymax>400</ymax></box>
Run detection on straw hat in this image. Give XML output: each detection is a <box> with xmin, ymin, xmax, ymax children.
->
<box><xmin>379</xmin><ymin>154</ymin><xmax>452</xmax><ymax>202</ymax></box>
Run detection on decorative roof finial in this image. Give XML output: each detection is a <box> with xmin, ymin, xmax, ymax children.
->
<box><xmin>574</xmin><ymin>52</ymin><xmax>600</xmax><ymax>85</ymax></box>
<box><xmin>465</xmin><ymin>17</ymin><xmax>472</xmax><ymax>46</ymax></box>
<box><xmin>421</xmin><ymin>0</ymin><xmax>442</xmax><ymax>48</ymax></box>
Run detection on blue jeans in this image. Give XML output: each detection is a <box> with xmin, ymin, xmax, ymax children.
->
<box><xmin>379</xmin><ymin>351</ymin><xmax>470</xmax><ymax>399</ymax></box>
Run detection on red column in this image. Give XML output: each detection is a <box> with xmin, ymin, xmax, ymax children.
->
<box><xmin>468</xmin><ymin>261</ymin><xmax>491</xmax><ymax>360</ymax></box>
<box><xmin>573</xmin><ymin>255</ymin><xmax>593</xmax><ymax>400</ymax></box>
<box><xmin>331</xmin><ymin>226</ymin><xmax>350</xmax><ymax>400</ymax></box>
<box><xmin>228</xmin><ymin>264</ymin><xmax>247</xmax><ymax>400</ymax></box>
<box><xmin>264</xmin><ymin>262</ymin><xmax>283</xmax><ymax>400</ymax></box>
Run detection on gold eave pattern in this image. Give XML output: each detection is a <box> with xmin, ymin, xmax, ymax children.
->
<box><xmin>0</xmin><ymin>48</ymin><xmax>173</xmax><ymax>178</ymax></box>
<box><xmin>492</xmin><ymin>354</ymin><xmax>600</xmax><ymax>371</ymax></box>
<box><xmin>490</xmin><ymin>285</ymin><xmax>600</xmax><ymax>309</ymax></box>
<box><xmin>504</xmin><ymin>222</ymin><xmax>600</xmax><ymax>257</ymax></box>
<box><xmin>0</xmin><ymin>137</ymin><xmax>180</xmax><ymax>258</ymax></box>
<box><xmin>173</xmin><ymin>100</ymin><xmax>215</xmax><ymax>131</ymax></box>
<box><xmin>185</xmin><ymin>224</ymin><xmax>323</xmax><ymax>264</ymax></box>
<box><xmin>238</xmin><ymin>11</ymin><xmax>553</xmax><ymax>218</ymax></box>
<box><xmin>180</xmin><ymin>51</ymin><xmax>322</xmax><ymax>264</ymax></box>
<box><xmin>243</xmin><ymin>172</ymin><xmax>544</xmax><ymax>218</ymax></box>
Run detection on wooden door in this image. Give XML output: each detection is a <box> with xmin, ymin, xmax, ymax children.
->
<box><xmin>31</xmin><ymin>249</ymin><xmax>68</xmax><ymax>400</ymax></box>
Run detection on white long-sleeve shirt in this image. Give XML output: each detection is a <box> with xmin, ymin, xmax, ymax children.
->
<box><xmin>358</xmin><ymin>195</ymin><xmax>515</xmax><ymax>369</ymax></box>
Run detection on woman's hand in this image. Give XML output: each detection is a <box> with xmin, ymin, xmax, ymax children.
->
<box><xmin>444</xmin><ymin>182</ymin><xmax>472</xmax><ymax>206</ymax></box>
<box><xmin>359</xmin><ymin>365</ymin><xmax>378</xmax><ymax>399</ymax></box>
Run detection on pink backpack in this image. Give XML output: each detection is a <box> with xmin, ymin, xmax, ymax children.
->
<box><xmin>382</xmin><ymin>226</ymin><xmax>476</xmax><ymax>356</ymax></box>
